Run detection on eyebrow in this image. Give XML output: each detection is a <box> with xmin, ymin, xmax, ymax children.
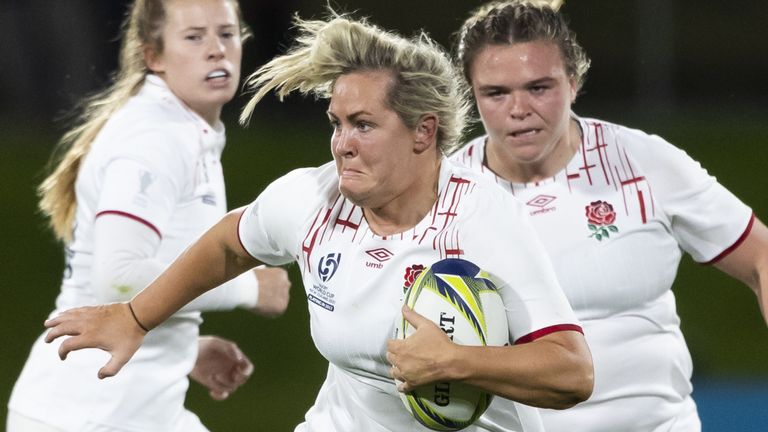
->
<box><xmin>477</xmin><ymin>76</ymin><xmax>558</xmax><ymax>91</ymax></box>
<box><xmin>182</xmin><ymin>23</ymin><xmax>237</xmax><ymax>32</ymax></box>
<box><xmin>326</xmin><ymin>110</ymin><xmax>374</xmax><ymax>120</ymax></box>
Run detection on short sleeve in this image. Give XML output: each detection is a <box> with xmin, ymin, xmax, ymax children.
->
<box><xmin>622</xmin><ymin>129</ymin><xmax>753</xmax><ymax>263</ymax></box>
<box><xmin>238</xmin><ymin>166</ymin><xmax>332</xmax><ymax>266</ymax></box>
<box><xmin>460</xmin><ymin>185</ymin><xmax>580</xmax><ymax>343</ymax></box>
<box><xmin>96</xmin><ymin>158</ymin><xmax>180</xmax><ymax>236</ymax></box>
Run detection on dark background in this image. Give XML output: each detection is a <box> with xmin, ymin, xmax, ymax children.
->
<box><xmin>1</xmin><ymin>1</ymin><xmax>766</xmax><ymax>430</ymax></box>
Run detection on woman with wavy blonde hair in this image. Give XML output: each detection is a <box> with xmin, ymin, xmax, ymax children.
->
<box><xmin>8</xmin><ymin>1</ymin><xmax>292</xmax><ymax>431</ymax></box>
<box><xmin>44</xmin><ymin>10</ymin><xmax>594</xmax><ymax>432</ymax></box>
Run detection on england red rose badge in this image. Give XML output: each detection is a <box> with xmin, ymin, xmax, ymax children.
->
<box><xmin>585</xmin><ymin>200</ymin><xmax>619</xmax><ymax>241</ymax></box>
<box><xmin>403</xmin><ymin>264</ymin><xmax>425</xmax><ymax>293</ymax></box>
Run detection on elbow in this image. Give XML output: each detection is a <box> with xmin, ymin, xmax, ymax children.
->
<box><xmin>539</xmin><ymin>348</ymin><xmax>595</xmax><ymax>410</ymax></box>
<box><xmin>550</xmin><ymin>362</ymin><xmax>594</xmax><ymax>409</ymax></box>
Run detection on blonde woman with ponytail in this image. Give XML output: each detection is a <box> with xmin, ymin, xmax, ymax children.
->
<box><xmin>44</xmin><ymin>10</ymin><xmax>593</xmax><ymax>432</ymax></box>
<box><xmin>8</xmin><ymin>1</ymin><xmax>291</xmax><ymax>431</ymax></box>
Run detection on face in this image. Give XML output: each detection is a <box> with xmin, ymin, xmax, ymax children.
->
<box><xmin>328</xmin><ymin>71</ymin><xmax>424</xmax><ymax>209</ymax></box>
<box><xmin>146</xmin><ymin>0</ymin><xmax>242</xmax><ymax>125</ymax></box>
<box><xmin>470</xmin><ymin>41</ymin><xmax>576</xmax><ymax>164</ymax></box>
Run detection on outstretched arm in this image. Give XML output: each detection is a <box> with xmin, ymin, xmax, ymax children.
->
<box><xmin>44</xmin><ymin>208</ymin><xmax>260</xmax><ymax>378</ymax></box>
<box><xmin>713</xmin><ymin>217</ymin><xmax>768</xmax><ymax>325</ymax></box>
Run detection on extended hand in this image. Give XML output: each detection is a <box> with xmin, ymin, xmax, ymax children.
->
<box><xmin>44</xmin><ymin>303</ymin><xmax>146</xmax><ymax>379</ymax></box>
<box><xmin>251</xmin><ymin>266</ymin><xmax>291</xmax><ymax>318</ymax></box>
<box><xmin>387</xmin><ymin>305</ymin><xmax>457</xmax><ymax>392</ymax></box>
<box><xmin>190</xmin><ymin>336</ymin><xmax>254</xmax><ymax>400</ymax></box>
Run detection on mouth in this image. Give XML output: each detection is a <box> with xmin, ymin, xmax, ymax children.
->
<box><xmin>205</xmin><ymin>69</ymin><xmax>230</xmax><ymax>81</ymax></box>
<box><xmin>341</xmin><ymin>168</ymin><xmax>363</xmax><ymax>176</ymax></box>
<box><xmin>509</xmin><ymin>128</ymin><xmax>540</xmax><ymax>138</ymax></box>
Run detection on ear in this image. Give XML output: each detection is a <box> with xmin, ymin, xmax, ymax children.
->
<box><xmin>144</xmin><ymin>46</ymin><xmax>164</xmax><ymax>74</ymax></box>
<box><xmin>413</xmin><ymin>113</ymin><xmax>438</xmax><ymax>154</ymax></box>
<box><xmin>569</xmin><ymin>77</ymin><xmax>578</xmax><ymax>103</ymax></box>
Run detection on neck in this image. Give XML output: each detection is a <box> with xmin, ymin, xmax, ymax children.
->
<box><xmin>364</xmin><ymin>157</ymin><xmax>441</xmax><ymax>236</ymax></box>
<box><xmin>486</xmin><ymin>118</ymin><xmax>581</xmax><ymax>184</ymax></box>
<box><xmin>194</xmin><ymin>106</ymin><xmax>223</xmax><ymax>129</ymax></box>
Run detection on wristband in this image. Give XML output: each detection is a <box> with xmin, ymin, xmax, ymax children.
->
<box><xmin>127</xmin><ymin>301</ymin><xmax>150</xmax><ymax>333</ymax></box>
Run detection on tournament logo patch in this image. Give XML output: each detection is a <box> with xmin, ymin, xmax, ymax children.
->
<box><xmin>309</xmin><ymin>253</ymin><xmax>342</xmax><ymax>311</ymax></box>
<box><xmin>318</xmin><ymin>252</ymin><xmax>342</xmax><ymax>282</ymax></box>
<box><xmin>585</xmin><ymin>200</ymin><xmax>619</xmax><ymax>241</ymax></box>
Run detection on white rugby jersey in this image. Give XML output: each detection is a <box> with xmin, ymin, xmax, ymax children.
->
<box><xmin>238</xmin><ymin>159</ymin><xmax>581</xmax><ymax>432</ymax></box>
<box><xmin>9</xmin><ymin>75</ymin><xmax>229</xmax><ymax>432</ymax></box>
<box><xmin>452</xmin><ymin>115</ymin><xmax>754</xmax><ymax>432</ymax></box>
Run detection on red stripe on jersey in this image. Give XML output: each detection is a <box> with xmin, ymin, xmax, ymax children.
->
<box><xmin>637</xmin><ymin>190</ymin><xmax>647</xmax><ymax>224</ymax></box>
<box><xmin>95</xmin><ymin>210</ymin><xmax>161</xmax><ymax>239</ymax></box>
<box><xmin>590</xmin><ymin>123</ymin><xmax>611</xmax><ymax>185</ymax></box>
<box><xmin>578</xmin><ymin>126</ymin><xmax>595</xmax><ymax>185</ymax></box>
<box><xmin>301</xmin><ymin>207</ymin><xmax>333</xmax><ymax>272</ymax></box>
<box><xmin>514</xmin><ymin>323</ymin><xmax>584</xmax><ymax>345</ymax></box>
<box><xmin>334</xmin><ymin>201</ymin><xmax>361</xmax><ymax>232</ymax></box>
<box><xmin>704</xmin><ymin>213</ymin><xmax>756</xmax><ymax>265</ymax></box>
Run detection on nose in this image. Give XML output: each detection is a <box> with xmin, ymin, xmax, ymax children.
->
<box><xmin>508</xmin><ymin>91</ymin><xmax>530</xmax><ymax>120</ymax></box>
<box><xmin>332</xmin><ymin>127</ymin><xmax>356</xmax><ymax>158</ymax></box>
<box><xmin>207</xmin><ymin>37</ymin><xmax>225</xmax><ymax>60</ymax></box>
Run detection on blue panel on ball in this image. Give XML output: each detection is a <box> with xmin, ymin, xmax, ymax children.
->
<box><xmin>430</xmin><ymin>258</ymin><xmax>480</xmax><ymax>277</ymax></box>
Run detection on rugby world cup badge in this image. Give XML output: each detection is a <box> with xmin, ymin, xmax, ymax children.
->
<box><xmin>309</xmin><ymin>253</ymin><xmax>342</xmax><ymax>311</ymax></box>
<box><xmin>318</xmin><ymin>252</ymin><xmax>341</xmax><ymax>282</ymax></box>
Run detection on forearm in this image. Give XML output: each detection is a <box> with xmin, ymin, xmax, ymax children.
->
<box><xmin>446</xmin><ymin>332</ymin><xmax>593</xmax><ymax>409</ymax></box>
<box><xmin>131</xmin><ymin>210</ymin><xmax>259</xmax><ymax>329</ymax></box>
<box><xmin>753</xmin><ymin>264</ymin><xmax>768</xmax><ymax>324</ymax></box>
<box><xmin>714</xmin><ymin>217</ymin><xmax>768</xmax><ymax>325</ymax></box>
<box><xmin>179</xmin><ymin>270</ymin><xmax>258</xmax><ymax>312</ymax></box>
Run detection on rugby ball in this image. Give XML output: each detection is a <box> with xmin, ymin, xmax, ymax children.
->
<box><xmin>394</xmin><ymin>258</ymin><xmax>509</xmax><ymax>431</ymax></box>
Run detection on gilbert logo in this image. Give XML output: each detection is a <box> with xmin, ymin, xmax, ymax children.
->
<box><xmin>318</xmin><ymin>253</ymin><xmax>341</xmax><ymax>282</ymax></box>
<box><xmin>365</xmin><ymin>248</ymin><xmax>393</xmax><ymax>269</ymax></box>
<box><xmin>526</xmin><ymin>194</ymin><xmax>557</xmax><ymax>216</ymax></box>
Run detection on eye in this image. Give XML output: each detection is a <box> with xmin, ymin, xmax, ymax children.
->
<box><xmin>328</xmin><ymin>118</ymin><xmax>341</xmax><ymax>130</ymax></box>
<box><xmin>480</xmin><ymin>88</ymin><xmax>505</xmax><ymax>99</ymax></box>
<box><xmin>356</xmin><ymin>121</ymin><xmax>372</xmax><ymax>132</ymax></box>
<box><xmin>185</xmin><ymin>34</ymin><xmax>203</xmax><ymax>42</ymax></box>
<box><xmin>529</xmin><ymin>85</ymin><xmax>549</xmax><ymax>95</ymax></box>
<box><xmin>221</xmin><ymin>31</ymin><xmax>235</xmax><ymax>39</ymax></box>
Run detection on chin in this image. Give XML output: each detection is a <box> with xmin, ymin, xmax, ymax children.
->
<box><xmin>338</xmin><ymin>184</ymin><xmax>369</xmax><ymax>207</ymax></box>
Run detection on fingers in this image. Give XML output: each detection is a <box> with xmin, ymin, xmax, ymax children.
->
<box><xmin>210</xmin><ymin>390</ymin><xmax>230</xmax><ymax>401</ymax></box>
<box><xmin>44</xmin><ymin>308</ymin><xmax>88</xmax><ymax>343</ymax></box>
<box><xmin>98</xmin><ymin>354</ymin><xmax>129</xmax><ymax>379</ymax></box>
<box><xmin>57</xmin><ymin>335</ymin><xmax>97</xmax><ymax>360</ymax></box>
<box><xmin>235</xmin><ymin>356</ymin><xmax>254</xmax><ymax>382</ymax></box>
<box><xmin>44</xmin><ymin>322</ymin><xmax>80</xmax><ymax>344</ymax></box>
<box><xmin>401</xmin><ymin>305</ymin><xmax>429</xmax><ymax>328</ymax></box>
<box><xmin>192</xmin><ymin>336</ymin><xmax>255</xmax><ymax>400</ymax></box>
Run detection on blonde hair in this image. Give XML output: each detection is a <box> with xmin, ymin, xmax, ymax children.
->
<box><xmin>39</xmin><ymin>0</ymin><xmax>248</xmax><ymax>242</ymax></box>
<box><xmin>456</xmin><ymin>0</ymin><xmax>590</xmax><ymax>92</ymax></box>
<box><xmin>240</xmin><ymin>12</ymin><xmax>471</xmax><ymax>155</ymax></box>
